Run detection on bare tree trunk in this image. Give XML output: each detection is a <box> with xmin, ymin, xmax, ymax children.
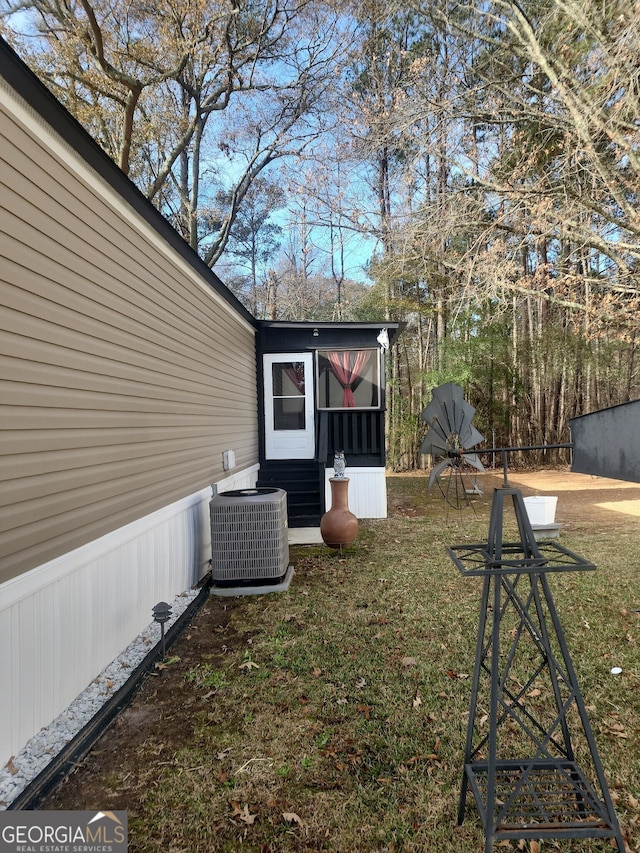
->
<box><xmin>267</xmin><ymin>270</ymin><xmax>278</xmax><ymax>321</ymax></box>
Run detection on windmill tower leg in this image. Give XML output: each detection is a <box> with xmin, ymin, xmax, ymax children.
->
<box><xmin>452</xmin><ymin>488</ymin><xmax>626</xmax><ymax>852</ymax></box>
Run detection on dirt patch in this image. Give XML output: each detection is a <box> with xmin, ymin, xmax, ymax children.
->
<box><xmin>487</xmin><ymin>468</ymin><xmax>640</xmax><ymax>527</ymax></box>
<box><xmin>388</xmin><ymin>468</ymin><xmax>640</xmax><ymax>529</ymax></box>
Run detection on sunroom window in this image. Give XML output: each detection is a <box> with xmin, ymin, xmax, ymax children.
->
<box><xmin>317</xmin><ymin>349</ymin><xmax>381</xmax><ymax>410</ymax></box>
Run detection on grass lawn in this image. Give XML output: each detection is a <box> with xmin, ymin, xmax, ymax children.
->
<box><xmin>48</xmin><ymin>472</ymin><xmax>640</xmax><ymax>852</ymax></box>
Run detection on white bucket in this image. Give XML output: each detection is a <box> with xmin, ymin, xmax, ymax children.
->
<box><xmin>523</xmin><ymin>495</ymin><xmax>558</xmax><ymax>526</ymax></box>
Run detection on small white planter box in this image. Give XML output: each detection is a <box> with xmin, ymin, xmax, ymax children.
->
<box><xmin>524</xmin><ymin>495</ymin><xmax>558</xmax><ymax>526</ymax></box>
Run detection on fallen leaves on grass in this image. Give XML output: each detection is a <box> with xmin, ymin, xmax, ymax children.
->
<box><xmin>446</xmin><ymin>669</ymin><xmax>469</xmax><ymax>679</ymax></box>
<box><xmin>514</xmin><ymin>841</ymin><xmax>539</xmax><ymax>853</ymax></box>
<box><xmin>602</xmin><ymin>718</ymin><xmax>629</xmax><ymax>739</ymax></box>
<box><xmin>282</xmin><ymin>811</ymin><xmax>304</xmax><ymax>827</ymax></box>
<box><xmin>229</xmin><ymin>801</ymin><xmax>257</xmax><ymax>825</ymax></box>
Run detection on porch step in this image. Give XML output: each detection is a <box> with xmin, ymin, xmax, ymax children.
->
<box><xmin>288</xmin><ymin>513</ymin><xmax>322</xmax><ymax>529</ymax></box>
<box><xmin>258</xmin><ymin>461</ymin><xmax>324</xmax><ymax>527</ymax></box>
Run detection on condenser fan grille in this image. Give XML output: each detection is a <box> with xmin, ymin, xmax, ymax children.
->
<box><xmin>210</xmin><ymin>488</ymin><xmax>289</xmax><ymax>584</ymax></box>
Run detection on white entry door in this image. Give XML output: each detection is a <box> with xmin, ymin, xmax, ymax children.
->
<box><xmin>264</xmin><ymin>353</ymin><xmax>315</xmax><ymax>460</ymax></box>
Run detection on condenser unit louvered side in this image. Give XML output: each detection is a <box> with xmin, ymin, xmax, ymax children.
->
<box><xmin>210</xmin><ymin>488</ymin><xmax>289</xmax><ymax>586</ymax></box>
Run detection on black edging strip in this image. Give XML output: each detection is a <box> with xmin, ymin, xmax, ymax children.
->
<box><xmin>8</xmin><ymin>575</ymin><xmax>213</xmax><ymax>811</ymax></box>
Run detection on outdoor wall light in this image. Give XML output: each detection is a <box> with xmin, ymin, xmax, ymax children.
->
<box><xmin>152</xmin><ymin>601</ymin><xmax>172</xmax><ymax>659</ymax></box>
<box><xmin>313</xmin><ymin>328</ymin><xmax>319</xmax><ymax>336</ymax></box>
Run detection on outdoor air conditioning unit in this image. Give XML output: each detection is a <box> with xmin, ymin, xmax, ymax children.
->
<box><xmin>210</xmin><ymin>487</ymin><xmax>290</xmax><ymax>587</ymax></box>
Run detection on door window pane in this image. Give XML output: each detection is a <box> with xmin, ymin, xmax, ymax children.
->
<box><xmin>272</xmin><ymin>362</ymin><xmax>306</xmax><ymax>429</ymax></box>
<box><xmin>273</xmin><ymin>397</ymin><xmax>305</xmax><ymax>430</ymax></box>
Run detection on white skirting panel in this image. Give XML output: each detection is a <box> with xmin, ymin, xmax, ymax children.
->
<box><xmin>324</xmin><ymin>467</ymin><xmax>387</xmax><ymax>519</ymax></box>
<box><xmin>0</xmin><ymin>466</ymin><xmax>259</xmax><ymax>769</ymax></box>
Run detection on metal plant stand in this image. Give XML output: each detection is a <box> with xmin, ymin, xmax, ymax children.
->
<box><xmin>448</xmin><ymin>487</ymin><xmax>625</xmax><ymax>853</ymax></box>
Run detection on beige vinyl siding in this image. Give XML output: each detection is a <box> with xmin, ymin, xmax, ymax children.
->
<box><xmin>0</xmin><ymin>94</ymin><xmax>258</xmax><ymax>585</ymax></box>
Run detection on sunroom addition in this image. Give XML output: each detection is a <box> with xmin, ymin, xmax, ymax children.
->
<box><xmin>257</xmin><ymin>321</ymin><xmax>402</xmax><ymax>527</ymax></box>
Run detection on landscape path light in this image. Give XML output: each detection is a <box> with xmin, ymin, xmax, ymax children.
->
<box><xmin>152</xmin><ymin>601</ymin><xmax>172</xmax><ymax>660</ymax></box>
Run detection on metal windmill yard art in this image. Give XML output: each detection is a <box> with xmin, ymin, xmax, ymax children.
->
<box><xmin>420</xmin><ymin>383</ymin><xmax>486</xmax><ymax>510</ymax></box>
<box><xmin>449</xmin><ymin>488</ymin><xmax>626</xmax><ymax>853</ymax></box>
<box><xmin>436</xmin><ymin>398</ymin><xmax>639</xmax><ymax>853</ymax></box>
<box><xmin>418</xmin><ymin>393</ymin><xmax>637</xmax><ymax>851</ymax></box>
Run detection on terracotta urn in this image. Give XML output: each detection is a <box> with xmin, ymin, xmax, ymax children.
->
<box><xmin>321</xmin><ymin>477</ymin><xmax>358</xmax><ymax>548</ymax></box>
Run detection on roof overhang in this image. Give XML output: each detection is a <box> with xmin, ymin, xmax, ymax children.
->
<box><xmin>258</xmin><ymin>320</ymin><xmax>404</xmax><ymax>347</ymax></box>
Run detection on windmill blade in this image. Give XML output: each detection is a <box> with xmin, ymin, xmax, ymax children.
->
<box><xmin>420</xmin><ymin>432</ymin><xmax>445</xmax><ymax>456</ymax></box>
<box><xmin>462</xmin><ymin>452</ymin><xmax>485</xmax><ymax>472</ymax></box>
<box><xmin>456</xmin><ymin>400</ymin><xmax>480</xmax><ymax>444</ymax></box>
<box><xmin>436</xmin><ymin>393</ymin><xmax>480</xmax><ymax>447</ymax></box>
<box><xmin>424</xmin><ymin>384</ymin><xmax>482</xmax><ymax>448</ymax></box>
<box><xmin>432</xmin><ymin>382</ymin><xmax>465</xmax><ymax>407</ymax></box>
<box><xmin>420</xmin><ymin>421</ymin><xmax>452</xmax><ymax>455</ymax></box>
<box><xmin>422</xmin><ymin>413</ymin><xmax>451</xmax><ymax>441</ymax></box>
<box><xmin>428</xmin><ymin>384</ymin><xmax>465</xmax><ymax>432</ymax></box>
<box><xmin>421</xmin><ymin>395</ymin><xmax>454</xmax><ymax>428</ymax></box>
<box><xmin>432</xmin><ymin>382</ymin><xmax>465</xmax><ymax>422</ymax></box>
<box><xmin>423</xmin><ymin>382</ymin><xmax>464</xmax><ymax>422</ymax></box>
<box><xmin>461</xmin><ymin>424</ymin><xmax>485</xmax><ymax>450</ymax></box>
<box><xmin>428</xmin><ymin>457</ymin><xmax>453</xmax><ymax>491</ymax></box>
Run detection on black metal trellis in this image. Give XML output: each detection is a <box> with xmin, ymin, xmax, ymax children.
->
<box><xmin>448</xmin><ymin>487</ymin><xmax>625</xmax><ymax>853</ymax></box>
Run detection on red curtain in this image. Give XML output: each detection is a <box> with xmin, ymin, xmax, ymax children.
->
<box><xmin>284</xmin><ymin>363</ymin><xmax>305</xmax><ymax>394</ymax></box>
<box><xmin>327</xmin><ymin>350</ymin><xmax>372</xmax><ymax>407</ymax></box>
